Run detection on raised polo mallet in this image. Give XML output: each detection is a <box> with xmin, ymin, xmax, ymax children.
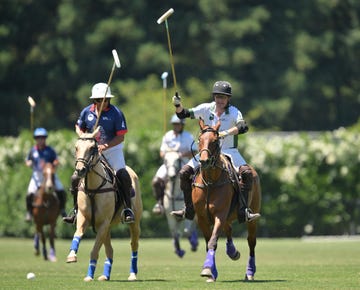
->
<box><xmin>157</xmin><ymin>8</ymin><xmax>178</xmax><ymax>95</ymax></box>
<box><xmin>161</xmin><ymin>72</ymin><xmax>169</xmax><ymax>133</ymax></box>
<box><xmin>27</xmin><ymin>96</ymin><xmax>36</xmax><ymax>132</ymax></box>
<box><xmin>94</xmin><ymin>49</ymin><xmax>121</xmax><ymax>129</ymax></box>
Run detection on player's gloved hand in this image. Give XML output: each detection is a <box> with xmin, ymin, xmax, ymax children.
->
<box><xmin>172</xmin><ymin>94</ymin><xmax>182</xmax><ymax>107</ymax></box>
<box><xmin>219</xmin><ymin>130</ymin><xmax>230</xmax><ymax>138</ymax></box>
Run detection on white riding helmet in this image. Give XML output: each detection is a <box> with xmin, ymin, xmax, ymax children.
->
<box><xmin>170</xmin><ymin>114</ymin><xmax>185</xmax><ymax>124</ymax></box>
<box><xmin>90</xmin><ymin>83</ymin><xmax>114</xmax><ymax>99</ymax></box>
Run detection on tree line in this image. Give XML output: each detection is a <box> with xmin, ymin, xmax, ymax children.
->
<box><xmin>1</xmin><ymin>0</ymin><xmax>359</xmax><ymax>136</ymax></box>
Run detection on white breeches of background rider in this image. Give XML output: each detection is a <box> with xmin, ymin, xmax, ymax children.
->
<box><xmin>187</xmin><ymin>148</ymin><xmax>246</xmax><ymax>171</ymax></box>
<box><xmin>27</xmin><ymin>173</ymin><xmax>64</xmax><ymax>195</ymax></box>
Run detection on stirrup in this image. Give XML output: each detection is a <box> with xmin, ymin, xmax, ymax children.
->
<box><xmin>245</xmin><ymin>208</ymin><xmax>261</xmax><ymax>222</ymax></box>
<box><xmin>63</xmin><ymin>209</ymin><xmax>77</xmax><ymax>224</ymax></box>
<box><xmin>152</xmin><ymin>203</ymin><xmax>164</xmax><ymax>215</ymax></box>
<box><xmin>122</xmin><ymin>208</ymin><xmax>135</xmax><ymax>224</ymax></box>
<box><xmin>171</xmin><ymin>209</ymin><xmax>186</xmax><ymax>221</ymax></box>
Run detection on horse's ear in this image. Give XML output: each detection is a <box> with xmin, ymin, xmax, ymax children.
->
<box><xmin>199</xmin><ymin>118</ymin><xmax>205</xmax><ymax>130</ymax></box>
<box><xmin>214</xmin><ymin>121</ymin><xmax>221</xmax><ymax>131</ymax></box>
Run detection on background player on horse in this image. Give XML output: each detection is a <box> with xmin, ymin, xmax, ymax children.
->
<box><xmin>151</xmin><ymin>114</ymin><xmax>195</xmax><ymax>215</ymax></box>
<box><xmin>25</xmin><ymin>127</ymin><xmax>67</xmax><ymax>222</ymax></box>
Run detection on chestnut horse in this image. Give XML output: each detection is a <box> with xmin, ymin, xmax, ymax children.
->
<box><xmin>32</xmin><ymin>162</ymin><xmax>60</xmax><ymax>262</ymax></box>
<box><xmin>193</xmin><ymin>120</ymin><xmax>261</xmax><ymax>282</ymax></box>
<box><xmin>66</xmin><ymin>128</ymin><xmax>143</xmax><ymax>282</ymax></box>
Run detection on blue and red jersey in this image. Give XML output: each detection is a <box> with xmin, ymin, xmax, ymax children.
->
<box><xmin>76</xmin><ymin>104</ymin><xmax>128</xmax><ymax>144</ymax></box>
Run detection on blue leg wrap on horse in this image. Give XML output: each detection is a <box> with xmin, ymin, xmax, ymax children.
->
<box><xmin>246</xmin><ymin>256</ymin><xmax>256</xmax><ymax>276</ymax></box>
<box><xmin>87</xmin><ymin>259</ymin><xmax>97</xmax><ymax>278</ymax></box>
<box><xmin>130</xmin><ymin>251</ymin><xmax>138</xmax><ymax>274</ymax></box>
<box><xmin>203</xmin><ymin>249</ymin><xmax>215</xmax><ymax>269</ymax></box>
<box><xmin>226</xmin><ymin>239</ymin><xmax>237</xmax><ymax>257</ymax></box>
<box><xmin>189</xmin><ymin>230</ymin><xmax>198</xmax><ymax>250</ymax></box>
<box><xmin>103</xmin><ymin>258</ymin><xmax>113</xmax><ymax>279</ymax></box>
<box><xmin>34</xmin><ymin>234</ymin><xmax>39</xmax><ymax>249</ymax></box>
<box><xmin>70</xmin><ymin>236</ymin><xmax>81</xmax><ymax>252</ymax></box>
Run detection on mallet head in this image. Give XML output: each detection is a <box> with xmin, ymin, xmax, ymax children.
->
<box><xmin>161</xmin><ymin>72</ymin><xmax>168</xmax><ymax>80</ymax></box>
<box><xmin>157</xmin><ymin>8</ymin><xmax>174</xmax><ymax>24</ymax></box>
<box><xmin>28</xmin><ymin>96</ymin><xmax>36</xmax><ymax>108</ymax></box>
<box><xmin>112</xmin><ymin>49</ymin><xmax>121</xmax><ymax>68</ymax></box>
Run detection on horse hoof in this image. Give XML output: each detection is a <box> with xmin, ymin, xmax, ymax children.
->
<box><xmin>66</xmin><ymin>255</ymin><xmax>77</xmax><ymax>263</ymax></box>
<box><xmin>49</xmin><ymin>256</ymin><xmax>57</xmax><ymax>262</ymax></box>
<box><xmin>97</xmin><ymin>275</ymin><xmax>109</xmax><ymax>281</ymax></box>
<box><xmin>128</xmin><ymin>273</ymin><xmax>137</xmax><ymax>281</ymax></box>
<box><xmin>230</xmin><ymin>251</ymin><xmax>240</xmax><ymax>261</ymax></box>
<box><xmin>175</xmin><ymin>249</ymin><xmax>185</xmax><ymax>258</ymax></box>
<box><xmin>35</xmin><ymin>250</ymin><xmax>40</xmax><ymax>256</ymax></box>
<box><xmin>200</xmin><ymin>268</ymin><xmax>212</xmax><ymax>278</ymax></box>
<box><xmin>245</xmin><ymin>274</ymin><xmax>254</xmax><ymax>281</ymax></box>
<box><xmin>206</xmin><ymin>278</ymin><xmax>216</xmax><ymax>283</ymax></box>
<box><xmin>84</xmin><ymin>276</ymin><xmax>93</xmax><ymax>282</ymax></box>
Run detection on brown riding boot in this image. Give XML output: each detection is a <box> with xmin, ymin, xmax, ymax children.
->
<box><xmin>238</xmin><ymin>165</ymin><xmax>261</xmax><ymax>223</ymax></box>
<box><xmin>152</xmin><ymin>176</ymin><xmax>165</xmax><ymax>215</ymax></box>
<box><xmin>171</xmin><ymin>165</ymin><xmax>195</xmax><ymax>220</ymax></box>
<box><xmin>25</xmin><ymin>193</ymin><xmax>34</xmax><ymax>222</ymax></box>
<box><xmin>63</xmin><ymin>174</ymin><xmax>79</xmax><ymax>224</ymax></box>
<box><xmin>55</xmin><ymin>190</ymin><xmax>67</xmax><ymax>218</ymax></box>
<box><xmin>116</xmin><ymin>168</ymin><xmax>135</xmax><ymax>223</ymax></box>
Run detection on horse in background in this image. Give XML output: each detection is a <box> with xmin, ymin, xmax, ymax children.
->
<box><xmin>32</xmin><ymin>162</ymin><xmax>60</xmax><ymax>262</ymax></box>
<box><xmin>193</xmin><ymin>119</ymin><xmax>261</xmax><ymax>282</ymax></box>
<box><xmin>163</xmin><ymin>150</ymin><xmax>198</xmax><ymax>257</ymax></box>
<box><xmin>66</xmin><ymin>128</ymin><xmax>143</xmax><ymax>282</ymax></box>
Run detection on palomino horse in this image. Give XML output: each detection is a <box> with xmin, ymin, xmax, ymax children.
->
<box><xmin>193</xmin><ymin>119</ymin><xmax>261</xmax><ymax>282</ymax></box>
<box><xmin>163</xmin><ymin>150</ymin><xmax>198</xmax><ymax>257</ymax></box>
<box><xmin>66</xmin><ymin>128</ymin><xmax>143</xmax><ymax>282</ymax></box>
<box><xmin>32</xmin><ymin>162</ymin><xmax>60</xmax><ymax>262</ymax></box>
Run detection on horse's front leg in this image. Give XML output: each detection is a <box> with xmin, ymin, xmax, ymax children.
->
<box><xmin>48</xmin><ymin>223</ymin><xmax>57</xmax><ymax>262</ymax></box>
<box><xmin>84</xmin><ymin>220</ymin><xmax>110</xmax><ymax>282</ymax></box>
<box><xmin>200</xmin><ymin>216</ymin><xmax>222</xmax><ymax>282</ymax></box>
<box><xmin>36</xmin><ymin>224</ymin><xmax>47</xmax><ymax>261</ymax></box>
<box><xmin>127</xmin><ymin>218</ymin><xmax>141</xmax><ymax>281</ymax></box>
<box><xmin>224</xmin><ymin>223</ymin><xmax>240</xmax><ymax>260</ymax></box>
<box><xmin>245</xmin><ymin>220</ymin><xmax>257</xmax><ymax>280</ymax></box>
<box><xmin>97</xmin><ymin>229</ymin><xmax>113</xmax><ymax>281</ymax></box>
<box><xmin>34</xmin><ymin>233</ymin><xmax>40</xmax><ymax>256</ymax></box>
<box><xmin>66</xmin><ymin>211</ymin><xmax>89</xmax><ymax>263</ymax></box>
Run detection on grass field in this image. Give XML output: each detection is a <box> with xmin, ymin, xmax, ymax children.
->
<box><xmin>0</xmin><ymin>236</ymin><xmax>359</xmax><ymax>289</ymax></box>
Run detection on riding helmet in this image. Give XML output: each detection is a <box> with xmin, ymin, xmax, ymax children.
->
<box><xmin>90</xmin><ymin>82</ymin><xmax>114</xmax><ymax>99</ymax></box>
<box><xmin>212</xmin><ymin>81</ymin><xmax>232</xmax><ymax>96</ymax></box>
<box><xmin>33</xmin><ymin>127</ymin><xmax>48</xmax><ymax>138</ymax></box>
<box><xmin>170</xmin><ymin>114</ymin><xmax>185</xmax><ymax>124</ymax></box>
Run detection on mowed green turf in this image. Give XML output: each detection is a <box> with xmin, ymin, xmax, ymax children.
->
<box><xmin>0</xmin><ymin>236</ymin><xmax>359</xmax><ymax>289</ymax></box>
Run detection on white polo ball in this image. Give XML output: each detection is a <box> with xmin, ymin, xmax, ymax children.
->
<box><xmin>26</xmin><ymin>272</ymin><xmax>36</xmax><ymax>280</ymax></box>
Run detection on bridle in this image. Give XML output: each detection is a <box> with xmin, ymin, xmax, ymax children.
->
<box><xmin>198</xmin><ymin>127</ymin><xmax>221</xmax><ymax>169</ymax></box>
<box><xmin>75</xmin><ymin>137</ymin><xmax>101</xmax><ymax>177</ymax></box>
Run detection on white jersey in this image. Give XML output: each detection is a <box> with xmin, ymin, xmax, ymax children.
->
<box><xmin>155</xmin><ymin>130</ymin><xmax>196</xmax><ymax>179</ymax></box>
<box><xmin>188</xmin><ymin>102</ymin><xmax>247</xmax><ymax>170</ymax></box>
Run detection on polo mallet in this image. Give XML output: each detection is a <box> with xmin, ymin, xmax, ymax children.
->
<box><xmin>27</xmin><ymin>96</ymin><xmax>36</xmax><ymax>132</ymax></box>
<box><xmin>157</xmin><ymin>8</ymin><xmax>178</xmax><ymax>96</ymax></box>
<box><xmin>161</xmin><ymin>71</ymin><xmax>169</xmax><ymax>133</ymax></box>
<box><xmin>94</xmin><ymin>49</ymin><xmax>121</xmax><ymax>129</ymax></box>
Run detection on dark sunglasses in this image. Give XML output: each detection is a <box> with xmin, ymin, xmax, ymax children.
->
<box><xmin>94</xmin><ymin>99</ymin><xmax>109</xmax><ymax>103</ymax></box>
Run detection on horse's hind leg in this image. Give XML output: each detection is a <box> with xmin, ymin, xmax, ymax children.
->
<box><xmin>245</xmin><ymin>221</ymin><xmax>257</xmax><ymax>280</ymax></box>
<box><xmin>173</xmin><ymin>233</ymin><xmax>185</xmax><ymax>258</ymax></box>
<box><xmin>98</xmin><ymin>229</ymin><xmax>113</xmax><ymax>281</ymax></box>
